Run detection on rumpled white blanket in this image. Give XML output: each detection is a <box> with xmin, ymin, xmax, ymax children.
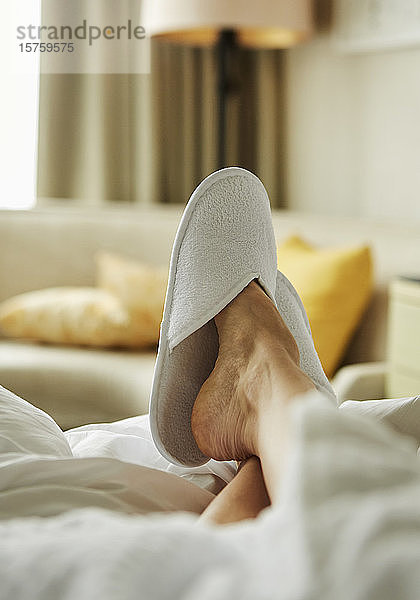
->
<box><xmin>1</xmin><ymin>387</ymin><xmax>420</xmax><ymax>599</ymax></box>
<box><xmin>65</xmin><ymin>415</ymin><xmax>236</xmax><ymax>495</ymax></box>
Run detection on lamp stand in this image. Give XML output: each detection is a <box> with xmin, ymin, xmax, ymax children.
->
<box><xmin>217</xmin><ymin>29</ymin><xmax>236</xmax><ymax>169</ymax></box>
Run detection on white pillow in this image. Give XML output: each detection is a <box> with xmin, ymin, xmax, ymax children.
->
<box><xmin>0</xmin><ymin>384</ymin><xmax>72</xmax><ymax>457</ymax></box>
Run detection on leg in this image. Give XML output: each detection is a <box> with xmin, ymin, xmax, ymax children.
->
<box><xmin>192</xmin><ymin>281</ymin><xmax>316</xmax><ymax>504</ymax></box>
<box><xmin>199</xmin><ymin>456</ymin><xmax>270</xmax><ymax>525</ymax></box>
<box><xmin>195</xmin><ymin>285</ymin><xmax>420</xmax><ymax>597</ymax></box>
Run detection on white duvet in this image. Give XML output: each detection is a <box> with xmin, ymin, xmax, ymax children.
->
<box><xmin>1</xmin><ymin>386</ymin><xmax>420</xmax><ymax>599</ymax></box>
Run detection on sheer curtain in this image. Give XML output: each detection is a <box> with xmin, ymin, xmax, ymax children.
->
<box><xmin>37</xmin><ymin>0</ymin><xmax>152</xmax><ymax>206</ymax></box>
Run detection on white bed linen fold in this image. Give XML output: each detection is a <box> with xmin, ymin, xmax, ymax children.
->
<box><xmin>0</xmin><ymin>386</ymin><xmax>214</xmax><ymax>519</ymax></box>
<box><xmin>65</xmin><ymin>415</ymin><xmax>236</xmax><ymax>493</ymax></box>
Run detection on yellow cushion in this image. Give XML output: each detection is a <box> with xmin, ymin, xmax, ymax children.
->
<box><xmin>96</xmin><ymin>252</ymin><xmax>168</xmax><ymax>346</ymax></box>
<box><xmin>277</xmin><ymin>236</ymin><xmax>373</xmax><ymax>377</ymax></box>
<box><xmin>0</xmin><ymin>288</ymin><xmax>132</xmax><ymax>347</ymax></box>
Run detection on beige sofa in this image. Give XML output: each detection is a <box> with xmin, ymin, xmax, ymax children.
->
<box><xmin>0</xmin><ymin>206</ymin><xmax>419</xmax><ymax>429</ymax></box>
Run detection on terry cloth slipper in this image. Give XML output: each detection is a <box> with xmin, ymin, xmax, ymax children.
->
<box><xmin>150</xmin><ymin>167</ymin><xmax>336</xmax><ymax>467</ymax></box>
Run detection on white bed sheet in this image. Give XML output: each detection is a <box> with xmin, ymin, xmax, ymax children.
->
<box><xmin>1</xmin><ymin>386</ymin><xmax>420</xmax><ymax>599</ymax></box>
<box><xmin>0</xmin><ymin>386</ymin><xmax>216</xmax><ymax>519</ymax></box>
<box><xmin>65</xmin><ymin>415</ymin><xmax>237</xmax><ymax>494</ymax></box>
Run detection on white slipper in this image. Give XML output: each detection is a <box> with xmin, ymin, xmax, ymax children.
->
<box><xmin>150</xmin><ymin>167</ymin><xmax>336</xmax><ymax>467</ymax></box>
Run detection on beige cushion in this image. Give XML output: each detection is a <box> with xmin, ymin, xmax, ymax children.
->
<box><xmin>96</xmin><ymin>251</ymin><xmax>167</xmax><ymax>345</ymax></box>
<box><xmin>0</xmin><ymin>254</ymin><xmax>168</xmax><ymax>349</ymax></box>
<box><xmin>0</xmin><ymin>288</ymin><xmax>132</xmax><ymax>347</ymax></box>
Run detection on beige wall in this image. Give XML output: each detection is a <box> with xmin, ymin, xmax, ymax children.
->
<box><xmin>284</xmin><ymin>36</ymin><xmax>420</xmax><ymax>220</ymax></box>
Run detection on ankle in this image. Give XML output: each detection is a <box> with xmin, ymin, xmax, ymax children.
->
<box><xmin>259</xmin><ymin>356</ymin><xmax>315</xmax><ymax>413</ymax></box>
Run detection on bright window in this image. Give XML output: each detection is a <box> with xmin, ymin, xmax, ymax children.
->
<box><xmin>0</xmin><ymin>1</ymin><xmax>41</xmax><ymax>210</ymax></box>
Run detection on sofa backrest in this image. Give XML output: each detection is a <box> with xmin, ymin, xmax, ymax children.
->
<box><xmin>1</xmin><ymin>207</ymin><xmax>419</xmax><ymax>367</ymax></box>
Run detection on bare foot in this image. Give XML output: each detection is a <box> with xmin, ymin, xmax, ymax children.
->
<box><xmin>191</xmin><ymin>281</ymin><xmax>314</xmax><ymax>461</ymax></box>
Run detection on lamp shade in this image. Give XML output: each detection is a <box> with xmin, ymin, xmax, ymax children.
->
<box><xmin>142</xmin><ymin>0</ymin><xmax>313</xmax><ymax>48</ymax></box>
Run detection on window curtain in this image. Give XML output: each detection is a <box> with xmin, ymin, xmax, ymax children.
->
<box><xmin>37</xmin><ymin>4</ymin><xmax>286</xmax><ymax>207</ymax></box>
<box><xmin>152</xmin><ymin>42</ymin><xmax>286</xmax><ymax>206</ymax></box>
<box><xmin>37</xmin><ymin>72</ymin><xmax>153</xmax><ymax>205</ymax></box>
